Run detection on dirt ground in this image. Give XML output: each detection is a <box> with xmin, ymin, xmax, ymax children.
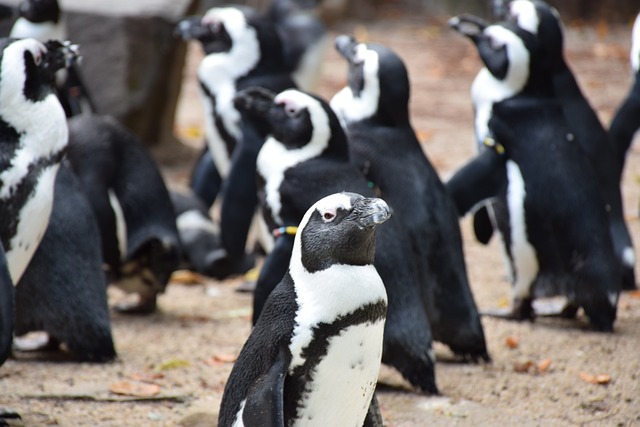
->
<box><xmin>2</xmin><ymin>13</ymin><xmax>640</xmax><ymax>427</ymax></box>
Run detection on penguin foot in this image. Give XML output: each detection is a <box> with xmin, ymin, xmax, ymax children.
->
<box><xmin>114</xmin><ymin>293</ymin><xmax>158</xmax><ymax>315</ymax></box>
<box><xmin>532</xmin><ymin>297</ymin><xmax>579</xmax><ymax>319</ymax></box>
<box><xmin>13</xmin><ymin>332</ymin><xmax>59</xmax><ymax>352</ymax></box>
<box><xmin>204</xmin><ymin>250</ymin><xmax>256</xmax><ymax>280</ymax></box>
<box><xmin>482</xmin><ymin>297</ymin><xmax>535</xmax><ymax>321</ymax></box>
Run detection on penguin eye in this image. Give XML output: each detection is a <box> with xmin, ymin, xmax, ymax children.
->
<box><xmin>284</xmin><ymin>105</ymin><xmax>300</xmax><ymax>118</ymax></box>
<box><xmin>321</xmin><ymin>209</ymin><xmax>336</xmax><ymax>223</ymax></box>
<box><xmin>30</xmin><ymin>49</ymin><xmax>43</xmax><ymax>66</ymax></box>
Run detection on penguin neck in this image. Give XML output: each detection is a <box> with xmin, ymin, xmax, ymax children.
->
<box><xmin>197</xmin><ymin>28</ymin><xmax>260</xmax><ymax>91</ymax></box>
<box><xmin>10</xmin><ymin>15</ymin><xmax>67</xmax><ymax>41</ymax></box>
<box><xmin>330</xmin><ymin>55</ymin><xmax>381</xmax><ymax>126</ymax></box>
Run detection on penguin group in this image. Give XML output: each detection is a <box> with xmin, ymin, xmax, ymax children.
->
<box><xmin>0</xmin><ymin>0</ymin><xmax>639</xmax><ymax>425</ymax></box>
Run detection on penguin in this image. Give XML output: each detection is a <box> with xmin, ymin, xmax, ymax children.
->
<box><xmin>169</xmin><ymin>189</ymin><xmax>224</xmax><ymax>277</ymax></box>
<box><xmin>609</xmin><ymin>11</ymin><xmax>640</xmax><ymax>173</ymax></box>
<box><xmin>65</xmin><ymin>115</ymin><xmax>181</xmax><ymax>314</ymax></box>
<box><xmin>15</xmin><ymin>164</ymin><xmax>116</xmax><ymax>362</ymax></box>
<box><xmin>218</xmin><ymin>192</ymin><xmax>388</xmax><ymax>427</ymax></box>
<box><xmin>0</xmin><ymin>243</ymin><xmax>14</xmax><ymax>366</ymax></box>
<box><xmin>330</xmin><ymin>35</ymin><xmax>488</xmax><ymax>361</ymax></box>
<box><xmin>501</xmin><ymin>0</ymin><xmax>636</xmax><ymax>290</ymax></box>
<box><xmin>9</xmin><ymin>0</ymin><xmax>95</xmax><ymax>117</ymax></box>
<box><xmin>176</xmin><ymin>6</ymin><xmax>297</xmax><ymax>279</ymax></box>
<box><xmin>236</xmin><ymin>87</ymin><xmax>439</xmax><ymax>393</ymax></box>
<box><xmin>486</xmin><ymin>96</ymin><xmax>620</xmax><ymax>331</ymax></box>
<box><xmin>0</xmin><ymin>38</ymin><xmax>74</xmax><ymax>285</ymax></box>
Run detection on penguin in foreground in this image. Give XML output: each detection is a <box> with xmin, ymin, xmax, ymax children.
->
<box><xmin>0</xmin><ymin>38</ymin><xmax>79</xmax><ymax>363</ymax></box>
<box><xmin>331</xmin><ymin>35</ymin><xmax>488</xmax><ymax>361</ymax></box>
<box><xmin>502</xmin><ymin>0</ymin><xmax>636</xmax><ymax>290</ymax></box>
<box><xmin>66</xmin><ymin>115</ymin><xmax>181</xmax><ymax>314</ymax></box>
<box><xmin>610</xmin><ymin>11</ymin><xmax>640</xmax><ymax>173</ymax></box>
<box><xmin>176</xmin><ymin>5</ymin><xmax>297</xmax><ymax>279</ymax></box>
<box><xmin>219</xmin><ymin>192</ymin><xmax>388</xmax><ymax>427</ymax></box>
<box><xmin>9</xmin><ymin>0</ymin><xmax>95</xmax><ymax>117</ymax></box>
<box><xmin>0</xmin><ymin>38</ymin><xmax>74</xmax><ymax>286</ymax></box>
<box><xmin>237</xmin><ymin>87</ymin><xmax>438</xmax><ymax>393</ymax></box>
<box><xmin>15</xmin><ymin>165</ymin><xmax>116</xmax><ymax>362</ymax></box>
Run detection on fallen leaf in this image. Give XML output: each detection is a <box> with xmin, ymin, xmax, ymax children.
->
<box><xmin>213</xmin><ymin>353</ymin><xmax>237</xmax><ymax>363</ymax></box>
<box><xmin>537</xmin><ymin>359</ymin><xmax>552</xmax><ymax>373</ymax></box>
<box><xmin>497</xmin><ymin>296</ymin><xmax>510</xmax><ymax>309</ymax></box>
<box><xmin>129</xmin><ymin>372</ymin><xmax>164</xmax><ymax>383</ymax></box>
<box><xmin>579</xmin><ymin>372</ymin><xmax>611</xmax><ymax>385</ymax></box>
<box><xmin>416</xmin><ymin>129</ymin><xmax>434</xmax><ymax>143</ymax></box>
<box><xmin>628</xmin><ymin>290</ymin><xmax>640</xmax><ymax>299</ymax></box>
<box><xmin>156</xmin><ymin>358</ymin><xmax>192</xmax><ymax>371</ymax></box>
<box><xmin>505</xmin><ymin>336</ymin><xmax>519</xmax><ymax>349</ymax></box>
<box><xmin>171</xmin><ymin>270</ymin><xmax>205</xmax><ymax>285</ymax></box>
<box><xmin>109</xmin><ymin>381</ymin><xmax>161</xmax><ymax>397</ymax></box>
<box><xmin>513</xmin><ymin>360</ymin><xmax>535</xmax><ymax>373</ymax></box>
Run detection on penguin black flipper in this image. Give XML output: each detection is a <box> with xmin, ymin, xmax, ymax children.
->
<box><xmin>15</xmin><ymin>165</ymin><xmax>116</xmax><ymax>362</ymax></box>
<box><xmin>446</xmin><ymin>147</ymin><xmax>507</xmax><ymax>217</ymax></box>
<box><xmin>242</xmin><ymin>346</ymin><xmax>289</xmax><ymax>426</ymax></box>
<box><xmin>610</xmin><ymin>75</ymin><xmax>640</xmax><ymax>170</ymax></box>
<box><xmin>0</xmin><ymin>243</ymin><xmax>14</xmax><ymax>366</ymax></box>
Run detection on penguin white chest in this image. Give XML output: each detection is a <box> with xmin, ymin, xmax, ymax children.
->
<box><xmin>506</xmin><ymin>160</ymin><xmax>539</xmax><ymax>298</ymax></box>
<box><xmin>292</xmin><ymin>320</ymin><xmax>385</xmax><ymax>427</ymax></box>
<box><xmin>6</xmin><ymin>164</ymin><xmax>59</xmax><ymax>283</ymax></box>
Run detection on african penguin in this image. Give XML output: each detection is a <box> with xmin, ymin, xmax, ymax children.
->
<box><xmin>176</xmin><ymin>5</ymin><xmax>297</xmax><ymax>279</ymax></box>
<box><xmin>503</xmin><ymin>0</ymin><xmax>636</xmax><ymax>290</ymax></box>
<box><xmin>236</xmin><ymin>87</ymin><xmax>439</xmax><ymax>393</ymax></box>
<box><xmin>9</xmin><ymin>0</ymin><xmax>95</xmax><ymax>117</ymax></box>
<box><xmin>610</xmin><ymin>11</ymin><xmax>640</xmax><ymax>172</ymax></box>
<box><xmin>219</xmin><ymin>192</ymin><xmax>388</xmax><ymax>427</ymax></box>
<box><xmin>0</xmin><ymin>38</ymin><xmax>74</xmax><ymax>284</ymax></box>
<box><xmin>0</xmin><ymin>243</ymin><xmax>13</xmax><ymax>366</ymax></box>
<box><xmin>330</xmin><ymin>35</ymin><xmax>488</xmax><ymax>361</ymax></box>
<box><xmin>486</xmin><ymin>96</ymin><xmax>621</xmax><ymax>331</ymax></box>
<box><xmin>15</xmin><ymin>164</ymin><xmax>116</xmax><ymax>362</ymax></box>
<box><xmin>66</xmin><ymin>115</ymin><xmax>181</xmax><ymax>314</ymax></box>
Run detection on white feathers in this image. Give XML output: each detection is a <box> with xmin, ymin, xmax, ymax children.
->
<box><xmin>508</xmin><ymin>0</ymin><xmax>540</xmax><ymax>35</ymax></box>
<box><xmin>198</xmin><ymin>7</ymin><xmax>261</xmax><ymax>177</ymax></box>
<box><xmin>108</xmin><ymin>189</ymin><xmax>128</xmax><ymax>261</ymax></box>
<box><xmin>623</xmin><ymin>246</ymin><xmax>636</xmax><ymax>268</ymax></box>
<box><xmin>257</xmin><ymin>90</ymin><xmax>331</xmax><ymax>225</ymax></box>
<box><xmin>631</xmin><ymin>12</ymin><xmax>640</xmax><ymax>74</ymax></box>
<box><xmin>505</xmin><ymin>160</ymin><xmax>539</xmax><ymax>300</ymax></box>
<box><xmin>330</xmin><ymin>43</ymin><xmax>380</xmax><ymax>126</ymax></box>
<box><xmin>471</xmin><ymin>25</ymin><xmax>530</xmax><ymax>149</ymax></box>
<box><xmin>10</xmin><ymin>16</ymin><xmax>67</xmax><ymax>41</ymax></box>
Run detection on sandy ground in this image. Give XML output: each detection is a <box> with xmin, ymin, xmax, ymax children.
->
<box><xmin>2</xmin><ymin>13</ymin><xmax>640</xmax><ymax>427</ymax></box>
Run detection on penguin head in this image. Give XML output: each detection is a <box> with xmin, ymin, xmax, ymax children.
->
<box><xmin>18</xmin><ymin>0</ymin><xmax>60</xmax><ymax>24</ymax></box>
<box><xmin>235</xmin><ymin>87</ymin><xmax>349</xmax><ymax>159</ymax></box>
<box><xmin>0</xmin><ymin>38</ymin><xmax>78</xmax><ymax>105</ymax></box>
<box><xmin>631</xmin><ymin>12</ymin><xmax>640</xmax><ymax>75</ymax></box>
<box><xmin>450</xmin><ymin>14</ymin><xmax>554</xmax><ymax>99</ymax></box>
<box><xmin>176</xmin><ymin>6</ymin><xmax>284</xmax><ymax>73</ymax></box>
<box><xmin>504</xmin><ymin>0</ymin><xmax>565</xmax><ymax>71</ymax></box>
<box><xmin>333</xmin><ymin>35</ymin><xmax>410</xmax><ymax>126</ymax></box>
<box><xmin>294</xmin><ymin>192</ymin><xmax>391</xmax><ymax>273</ymax></box>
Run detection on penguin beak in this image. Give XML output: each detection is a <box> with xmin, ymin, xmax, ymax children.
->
<box><xmin>335</xmin><ymin>34</ymin><xmax>358</xmax><ymax>63</ymax></box>
<box><xmin>448</xmin><ymin>14</ymin><xmax>489</xmax><ymax>41</ymax></box>
<box><xmin>43</xmin><ymin>40</ymin><xmax>81</xmax><ymax>72</ymax></box>
<box><xmin>234</xmin><ymin>86</ymin><xmax>276</xmax><ymax>115</ymax></box>
<box><xmin>352</xmin><ymin>197</ymin><xmax>391</xmax><ymax>228</ymax></box>
<box><xmin>175</xmin><ymin>16</ymin><xmax>212</xmax><ymax>41</ymax></box>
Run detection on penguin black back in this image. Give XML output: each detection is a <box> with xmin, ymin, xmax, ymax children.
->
<box><xmin>331</xmin><ymin>36</ymin><xmax>489</xmax><ymax>361</ymax></box>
